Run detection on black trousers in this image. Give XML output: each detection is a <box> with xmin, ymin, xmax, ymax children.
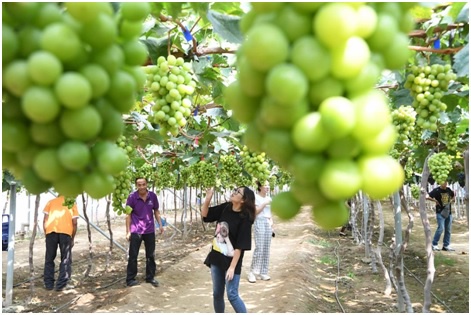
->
<box><xmin>44</xmin><ymin>232</ymin><xmax>72</xmax><ymax>289</ymax></box>
<box><xmin>126</xmin><ymin>232</ymin><xmax>156</xmax><ymax>284</ymax></box>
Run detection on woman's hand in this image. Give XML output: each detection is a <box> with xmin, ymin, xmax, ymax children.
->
<box><xmin>226</xmin><ymin>267</ymin><xmax>235</xmax><ymax>281</ymax></box>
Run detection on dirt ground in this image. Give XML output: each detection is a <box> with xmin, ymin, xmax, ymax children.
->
<box><xmin>2</xmin><ymin>202</ymin><xmax>469</xmax><ymax>313</ymax></box>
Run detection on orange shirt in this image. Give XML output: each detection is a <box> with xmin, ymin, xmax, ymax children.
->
<box><xmin>43</xmin><ymin>196</ymin><xmax>79</xmax><ymax>237</ymax></box>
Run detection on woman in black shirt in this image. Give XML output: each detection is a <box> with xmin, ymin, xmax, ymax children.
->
<box><xmin>202</xmin><ymin>187</ymin><xmax>255</xmax><ymax>313</ymax></box>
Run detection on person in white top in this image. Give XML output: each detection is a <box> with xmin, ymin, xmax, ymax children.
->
<box><xmin>248</xmin><ymin>180</ymin><xmax>273</xmax><ymax>283</ymax></box>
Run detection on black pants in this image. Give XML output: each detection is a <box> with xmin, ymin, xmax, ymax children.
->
<box><xmin>44</xmin><ymin>232</ymin><xmax>72</xmax><ymax>289</ymax></box>
<box><xmin>126</xmin><ymin>232</ymin><xmax>156</xmax><ymax>284</ymax></box>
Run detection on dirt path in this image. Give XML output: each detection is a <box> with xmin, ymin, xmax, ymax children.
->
<box><xmin>93</xmin><ymin>208</ymin><xmax>315</xmax><ymax>313</ymax></box>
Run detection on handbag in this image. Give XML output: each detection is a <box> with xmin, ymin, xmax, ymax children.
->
<box><xmin>440</xmin><ymin>204</ymin><xmax>451</xmax><ymax>219</ymax></box>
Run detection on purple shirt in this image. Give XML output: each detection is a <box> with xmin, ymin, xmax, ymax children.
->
<box><xmin>126</xmin><ymin>190</ymin><xmax>159</xmax><ymax>234</ymax></box>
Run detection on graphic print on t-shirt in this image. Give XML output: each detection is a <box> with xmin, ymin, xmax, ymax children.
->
<box><xmin>440</xmin><ymin>192</ymin><xmax>451</xmax><ymax>206</ymax></box>
<box><xmin>212</xmin><ymin>221</ymin><xmax>234</xmax><ymax>257</ymax></box>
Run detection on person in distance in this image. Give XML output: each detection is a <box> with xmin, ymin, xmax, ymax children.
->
<box><xmin>426</xmin><ymin>181</ymin><xmax>456</xmax><ymax>251</ymax></box>
<box><xmin>43</xmin><ymin>195</ymin><xmax>79</xmax><ymax>291</ymax></box>
<box><xmin>248</xmin><ymin>180</ymin><xmax>273</xmax><ymax>283</ymax></box>
<box><xmin>125</xmin><ymin>177</ymin><xmax>164</xmax><ymax>287</ymax></box>
<box><xmin>202</xmin><ymin>186</ymin><xmax>255</xmax><ymax>313</ymax></box>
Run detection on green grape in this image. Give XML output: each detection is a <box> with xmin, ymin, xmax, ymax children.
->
<box><xmin>2</xmin><ymin>3</ymin><xmax>147</xmax><ymax>199</ymax></box>
<box><xmin>144</xmin><ymin>55</ymin><xmax>197</xmax><ymax>137</ymax></box>
<box><xmin>404</xmin><ymin>63</ymin><xmax>456</xmax><ymax>132</ymax></box>
<box><xmin>226</xmin><ymin>2</ymin><xmax>412</xmax><ymax>227</ymax></box>
<box><xmin>427</xmin><ymin>152</ymin><xmax>453</xmax><ymax>185</ymax></box>
<box><xmin>410</xmin><ymin>184</ymin><xmax>420</xmax><ymax>200</ymax></box>
<box><xmin>391</xmin><ymin>105</ymin><xmax>416</xmax><ymax>143</ymax></box>
<box><xmin>240</xmin><ymin>146</ymin><xmax>271</xmax><ymax>182</ymax></box>
<box><xmin>112</xmin><ymin>136</ymin><xmax>133</xmax><ymax>215</ymax></box>
<box><xmin>62</xmin><ymin>196</ymin><xmax>76</xmax><ymax>209</ymax></box>
<box><xmin>442</xmin><ymin>123</ymin><xmax>458</xmax><ymax>151</ymax></box>
<box><xmin>219</xmin><ymin>154</ymin><xmax>245</xmax><ymax>187</ymax></box>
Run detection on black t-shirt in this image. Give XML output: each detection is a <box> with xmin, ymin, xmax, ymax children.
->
<box><xmin>429</xmin><ymin>186</ymin><xmax>455</xmax><ymax>213</ymax></box>
<box><xmin>203</xmin><ymin>202</ymin><xmax>252</xmax><ymax>274</ymax></box>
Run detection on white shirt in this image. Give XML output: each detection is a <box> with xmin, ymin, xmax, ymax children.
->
<box><xmin>255</xmin><ymin>194</ymin><xmax>272</xmax><ymax>219</ymax></box>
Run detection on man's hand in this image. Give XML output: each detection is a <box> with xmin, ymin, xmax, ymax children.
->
<box><xmin>126</xmin><ymin>232</ymin><xmax>131</xmax><ymax>242</ymax></box>
<box><xmin>71</xmin><ymin>238</ymin><xmax>75</xmax><ymax>248</ymax></box>
<box><xmin>159</xmin><ymin>226</ymin><xmax>164</xmax><ymax>234</ymax></box>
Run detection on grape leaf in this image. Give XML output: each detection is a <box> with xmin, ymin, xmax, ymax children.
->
<box><xmin>141</xmin><ymin>37</ymin><xmax>169</xmax><ymax>65</ymax></box>
<box><xmin>206</xmin><ymin>10</ymin><xmax>243</xmax><ymax>44</ymax></box>
<box><xmin>455</xmin><ymin>2</ymin><xmax>469</xmax><ymax>23</ymax></box>
<box><xmin>453</xmin><ymin>43</ymin><xmax>469</xmax><ymax>78</ymax></box>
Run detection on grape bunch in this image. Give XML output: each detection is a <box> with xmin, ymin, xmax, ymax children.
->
<box><xmin>62</xmin><ymin>196</ymin><xmax>76</xmax><ymax>209</ymax></box>
<box><xmin>188</xmin><ymin>160</ymin><xmax>218</xmax><ymax>189</ymax></box>
<box><xmin>410</xmin><ymin>184</ymin><xmax>420</xmax><ymax>200</ymax></box>
<box><xmin>135</xmin><ymin>163</ymin><xmax>155</xmax><ymax>183</ymax></box>
<box><xmin>428</xmin><ymin>152</ymin><xmax>453</xmax><ymax>185</ymax></box>
<box><xmin>144</xmin><ymin>55</ymin><xmax>197</xmax><ymax>137</ymax></box>
<box><xmin>155</xmin><ymin>159</ymin><xmax>176</xmax><ymax>191</ymax></box>
<box><xmin>112</xmin><ymin>136</ymin><xmax>133</xmax><ymax>215</ymax></box>
<box><xmin>219</xmin><ymin>154</ymin><xmax>245</xmax><ymax>187</ymax></box>
<box><xmin>240</xmin><ymin>146</ymin><xmax>270</xmax><ymax>182</ymax></box>
<box><xmin>226</xmin><ymin>2</ymin><xmax>412</xmax><ymax>229</ymax></box>
<box><xmin>2</xmin><ymin>2</ymin><xmax>149</xmax><ymax>199</ymax></box>
<box><xmin>442</xmin><ymin>123</ymin><xmax>458</xmax><ymax>151</ymax></box>
<box><xmin>391</xmin><ymin>105</ymin><xmax>416</xmax><ymax>142</ymax></box>
<box><xmin>404</xmin><ymin>63</ymin><xmax>457</xmax><ymax>131</ymax></box>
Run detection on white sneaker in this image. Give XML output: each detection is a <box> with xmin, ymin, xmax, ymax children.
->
<box><xmin>432</xmin><ymin>245</ymin><xmax>440</xmax><ymax>251</ymax></box>
<box><xmin>247</xmin><ymin>272</ymin><xmax>256</xmax><ymax>283</ymax></box>
<box><xmin>260</xmin><ymin>274</ymin><xmax>271</xmax><ymax>281</ymax></box>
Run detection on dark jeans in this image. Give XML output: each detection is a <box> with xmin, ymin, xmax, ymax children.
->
<box><xmin>44</xmin><ymin>232</ymin><xmax>73</xmax><ymax>289</ymax></box>
<box><xmin>126</xmin><ymin>232</ymin><xmax>156</xmax><ymax>284</ymax></box>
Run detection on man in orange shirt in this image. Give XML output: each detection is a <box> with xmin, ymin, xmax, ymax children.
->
<box><xmin>43</xmin><ymin>195</ymin><xmax>79</xmax><ymax>291</ymax></box>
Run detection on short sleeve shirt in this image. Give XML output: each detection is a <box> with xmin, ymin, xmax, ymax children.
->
<box><xmin>43</xmin><ymin>196</ymin><xmax>79</xmax><ymax>237</ymax></box>
<box><xmin>203</xmin><ymin>202</ymin><xmax>252</xmax><ymax>274</ymax></box>
<box><xmin>255</xmin><ymin>194</ymin><xmax>272</xmax><ymax>219</ymax></box>
<box><xmin>429</xmin><ymin>187</ymin><xmax>455</xmax><ymax>212</ymax></box>
<box><xmin>126</xmin><ymin>190</ymin><xmax>159</xmax><ymax>234</ymax></box>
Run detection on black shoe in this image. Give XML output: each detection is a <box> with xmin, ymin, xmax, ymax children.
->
<box><xmin>146</xmin><ymin>279</ymin><xmax>159</xmax><ymax>287</ymax></box>
<box><xmin>55</xmin><ymin>284</ymin><xmax>75</xmax><ymax>291</ymax></box>
<box><xmin>44</xmin><ymin>285</ymin><xmax>53</xmax><ymax>291</ymax></box>
<box><xmin>127</xmin><ymin>279</ymin><xmax>140</xmax><ymax>287</ymax></box>
<box><xmin>442</xmin><ymin>246</ymin><xmax>455</xmax><ymax>251</ymax></box>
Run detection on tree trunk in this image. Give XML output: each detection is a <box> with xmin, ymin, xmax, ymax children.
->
<box><xmin>105</xmin><ymin>195</ymin><xmax>113</xmax><ymax>272</ymax></box>
<box><xmin>367</xmin><ymin>198</ymin><xmax>375</xmax><ymax>269</ymax></box>
<box><xmin>81</xmin><ymin>194</ymin><xmax>93</xmax><ymax>279</ymax></box>
<box><xmin>173</xmin><ymin>187</ymin><xmax>177</xmax><ymax>230</ymax></box>
<box><xmin>373</xmin><ymin>200</ymin><xmax>392</xmax><ymax>295</ymax></box>
<box><xmin>362</xmin><ymin>194</ymin><xmax>370</xmax><ymax>258</ymax></box>
<box><xmin>464</xmin><ymin>150</ymin><xmax>469</xmax><ymax>229</ymax></box>
<box><xmin>392</xmin><ymin>191</ymin><xmax>413</xmax><ymax>312</ymax></box>
<box><xmin>350</xmin><ymin>197</ymin><xmax>360</xmax><ymax>245</ymax></box>
<box><xmin>419</xmin><ymin>152</ymin><xmax>435</xmax><ymax>312</ymax></box>
<box><xmin>27</xmin><ymin>194</ymin><xmax>40</xmax><ymax>303</ymax></box>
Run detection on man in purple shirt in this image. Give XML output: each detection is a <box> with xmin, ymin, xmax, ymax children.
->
<box><xmin>125</xmin><ymin>177</ymin><xmax>164</xmax><ymax>287</ymax></box>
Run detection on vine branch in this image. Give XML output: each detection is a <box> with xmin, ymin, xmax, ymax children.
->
<box><xmin>408</xmin><ymin>45</ymin><xmax>464</xmax><ymax>54</ymax></box>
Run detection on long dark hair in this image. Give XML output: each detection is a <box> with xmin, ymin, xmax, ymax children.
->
<box><xmin>256</xmin><ymin>180</ymin><xmax>263</xmax><ymax>192</ymax></box>
<box><xmin>239</xmin><ymin>186</ymin><xmax>256</xmax><ymax>222</ymax></box>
